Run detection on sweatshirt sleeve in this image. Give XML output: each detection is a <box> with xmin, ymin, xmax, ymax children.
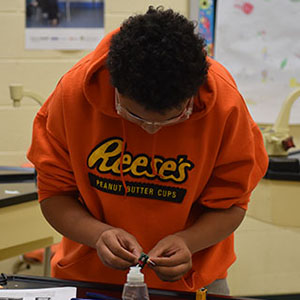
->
<box><xmin>27</xmin><ymin>83</ymin><xmax>78</xmax><ymax>202</ymax></box>
<box><xmin>199</xmin><ymin>101</ymin><xmax>268</xmax><ymax>210</ymax></box>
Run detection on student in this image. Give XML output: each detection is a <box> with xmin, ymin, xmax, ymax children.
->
<box><xmin>27</xmin><ymin>6</ymin><xmax>268</xmax><ymax>295</ymax></box>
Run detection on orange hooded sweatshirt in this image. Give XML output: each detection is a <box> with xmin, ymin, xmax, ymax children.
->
<box><xmin>27</xmin><ymin>29</ymin><xmax>268</xmax><ymax>291</ymax></box>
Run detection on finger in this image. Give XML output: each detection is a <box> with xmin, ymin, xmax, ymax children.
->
<box><xmin>117</xmin><ymin>235</ymin><xmax>143</xmax><ymax>260</ymax></box>
<box><xmin>147</xmin><ymin>244</ymin><xmax>167</xmax><ymax>258</ymax></box>
<box><xmin>148</xmin><ymin>240</ymin><xmax>181</xmax><ymax>258</ymax></box>
<box><xmin>150</xmin><ymin>256</ymin><xmax>186</xmax><ymax>267</ymax></box>
<box><xmin>149</xmin><ymin>251</ymin><xmax>191</xmax><ymax>267</ymax></box>
<box><xmin>104</xmin><ymin>235</ymin><xmax>138</xmax><ymax>264</ymax></box>
<box><xmin>97</xmin><ymin>243</ymin><xmax>134</xmax><ymax>270</ymax></box>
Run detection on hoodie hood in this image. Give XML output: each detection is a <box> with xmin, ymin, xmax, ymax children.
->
<box><xmin>82</xmin><ymin>29</ymin><xmax>217</xmax><ymax>121</ymax></box>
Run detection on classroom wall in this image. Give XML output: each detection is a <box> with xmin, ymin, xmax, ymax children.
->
<box><xmin>0</xmin><ymin>0</ymin><xmax>188</xmax><ymax>166</ymax></box>
<box><xmin>0</xmin><ymin>0</ymin><xmax>300</xmax><ymax>297</ymax></box>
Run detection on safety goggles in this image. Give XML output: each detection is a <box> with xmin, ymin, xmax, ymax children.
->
<box><xmin>115</xmin><ymin>89</ymin><xmax>194</xmax><ymax>127</ymax></box>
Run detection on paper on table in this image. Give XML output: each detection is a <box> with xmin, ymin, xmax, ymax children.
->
<box><xmin>0</xmin><ymin>286</ymin><xmax>76</xmax><ymax>300</ymax></box>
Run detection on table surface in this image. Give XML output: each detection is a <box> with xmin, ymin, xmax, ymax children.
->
<box><xmin>0</xmin><ymin>181</ymin><xmax>37</xmax><ymax>208</ymax></box>
<box><xmin>0</xmin><ymin>178</ymin><xmax>60</xmax><ymax>260</ymax></box>
<box><xmin>265</xmin><ymin>150</ymin><xmax>300</xmax><ymax>181</ymax></box>
<box><xmin>0</xmin><ymin>166</ymin><xmax>37</xmax><ymax>208</ymax></box>
<box><xmin>1</xmin><ymin>274</ymin><xmax>262</xmax><ymax>300</ymax></box>
<box><xmin>0</xmin><ymin>166</ymin><xmax>36</xmax><ymax>184</ymax></box>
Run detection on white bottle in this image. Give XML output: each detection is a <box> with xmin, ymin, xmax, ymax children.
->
<box><xmin>122</xmin><ymin>266</ymin><xmax>150</xmax><ymax>300</ymax></box>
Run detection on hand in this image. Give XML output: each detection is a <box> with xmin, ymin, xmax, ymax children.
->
<box><xmin>96</xmin><ymin>227</ymin><xmax>143</xmax><ymax>270</ymax></box>
<box><xmin>148</xmin><ymin>235</ymin><xmax>192</xmax><ymax>282</ymax></box>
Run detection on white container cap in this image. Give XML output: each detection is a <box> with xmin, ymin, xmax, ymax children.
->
<box><xmin>127</xmin><ymin>266</ymin><xmax>144</xmax><ymax>283</ymax></box>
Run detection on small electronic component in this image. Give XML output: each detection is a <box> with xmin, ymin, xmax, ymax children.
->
<box><xmin>137</xmin><ymin>253</ymin><xmax>149</xmax><ymax>269</ymax></box>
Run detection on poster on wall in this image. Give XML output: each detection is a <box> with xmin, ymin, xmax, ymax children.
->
<box><xmin>25</xmin><ymin>0</ymin><xmax>104</xmax><ymax>50</ymax></box>
<box><xmin>215</xmin><ymin>0</ymin><xmax>300</xmax><ymax>124</ymax></box>
<box><xmin>189</xmin><ymin>0</ymin><xmax>215</xmax><ymax>57</ymax></box>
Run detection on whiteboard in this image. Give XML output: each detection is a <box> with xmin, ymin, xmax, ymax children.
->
<box><xmin>214</xmin><ymin>0</ymin><xmax>300</xmax><ymax>124</ymax></box>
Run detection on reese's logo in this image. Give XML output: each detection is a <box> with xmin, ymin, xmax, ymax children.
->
<box><xmin>87</xmin><ymin>137</ymin><xmax>194</xmax><ymax>183</ymax></box>
<box><xmin>87</xmin><ymin>137</ymin><xmax>194</xmax><ymax>203</ymax></box>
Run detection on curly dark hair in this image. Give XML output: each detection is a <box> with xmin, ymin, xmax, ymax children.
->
<box><xmin>107</xmin><ymin>6</ymin><xmax>209</xmax><ymax>112</ymax></box>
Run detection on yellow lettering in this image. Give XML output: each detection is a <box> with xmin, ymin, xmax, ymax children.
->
<box><xmin>177</xmin><ymin>161</ymin><xmax>193</xmax><ymax>182</ymax></box>
<box><xmin>131</xmin><ymin>156</ymin><xmax>149</xmax><ymax>176</ymax></box>
<box><xmin>159</xmin><ymin>160</ymin><xmax>177</xmax><ymax>179</ymax></box>
<box><xmin>87</xmin><ymin>139</ymin><xmax>123</xmax><ymax>172</ymax></box>
<box><xmin>111</xmin><ymin>153</ymin><xmax>132</xmax><ymax>174</ymax></box>
<box><xmin>88</xmin><ymin>138</ymin><xmax>194</xmax><ymax>183</ymax></box>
